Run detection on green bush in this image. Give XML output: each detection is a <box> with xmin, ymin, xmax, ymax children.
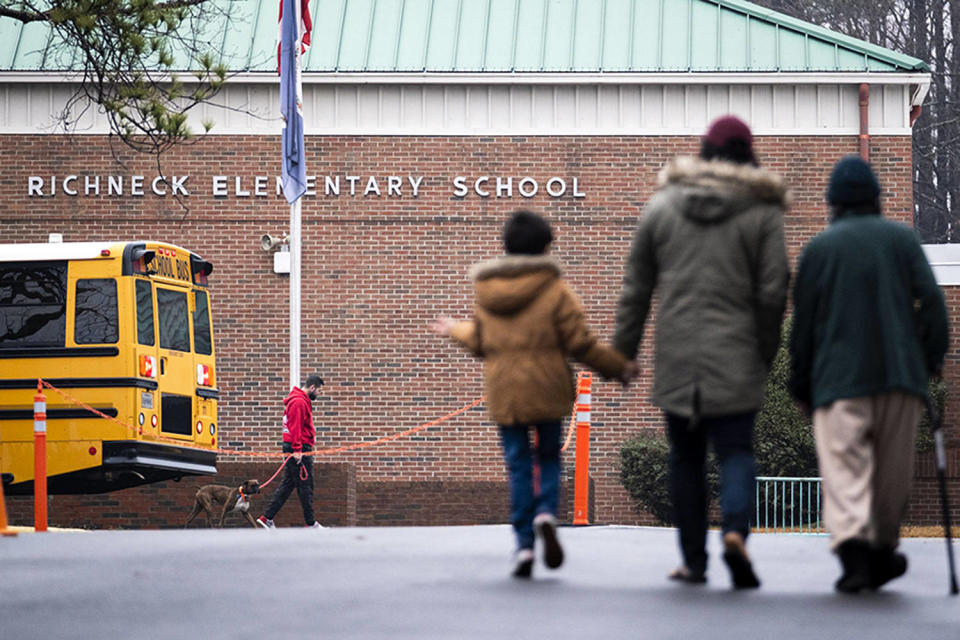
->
<box><xmin>618</xmin><ymin>316</ymin><xmax>946</xmax><ymax>524</ymax></box>
<box><xmin>916</xmin><ymin>377</ymin><xmax>947</xmax><ymax>453</ymax></box>
<box><xmin>753</xmin><ymin>317</ymin><xmax>818</xmax><ymax>478</ymax></box>
<box><xmin>619</xmin><ymin>432</ymin><xmax>673</xmax><ymax>524</ymax></box>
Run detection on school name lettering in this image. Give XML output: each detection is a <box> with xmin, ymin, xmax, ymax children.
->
<box><xmin>26</xmin><ymin>175</ymin><xmax>586</xmax><ymax>199</ymax></box>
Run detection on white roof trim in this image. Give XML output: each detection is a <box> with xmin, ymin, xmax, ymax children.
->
<box><xmin>923</xmin><ymin>244</ymin><xmax>960</xmax><ymax>286</ymax></box>
<box><xmin>0</xmin><ymin>71</ymin><xmax>933</xmax><ymax>87</ymax></box>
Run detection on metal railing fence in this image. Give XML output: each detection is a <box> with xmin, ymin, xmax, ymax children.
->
<box><xmin>753</xmin><ymin>476</ymin><xmax>824</xmax><ymax>533</ymax></box>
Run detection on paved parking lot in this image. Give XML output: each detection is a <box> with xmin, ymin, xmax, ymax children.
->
<box><xmin>2</xmin><ymin>525</ymin><xmax>958</xmax><ymax>639</ymax></box>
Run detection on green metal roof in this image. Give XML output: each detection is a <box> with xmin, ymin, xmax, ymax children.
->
<box><xmin>0</xmin><ymin>0</ymin><xmax>929</xmax><ymax>74</ymax></box>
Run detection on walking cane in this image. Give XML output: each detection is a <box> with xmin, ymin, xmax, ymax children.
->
<box><xmin>924</xmin><ymin>394</ymin><xmax>959</xmax><ymax>595</ymax></box>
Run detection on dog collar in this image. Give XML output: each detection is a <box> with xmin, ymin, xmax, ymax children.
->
<box><xmin>238</xmin><ymin>487</ymin><xmax>247</xmax><ymax>501</ymax></box>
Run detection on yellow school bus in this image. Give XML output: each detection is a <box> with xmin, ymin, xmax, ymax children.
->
<box><xmin>0</xmin><ymin>241</ymin><xmax>218</xmax><ymax>494</ymax></box>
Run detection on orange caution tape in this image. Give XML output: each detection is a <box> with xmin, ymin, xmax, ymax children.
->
<box><xmin>38</xmin><ymin>379</ymin><xmax>484</xmax><ymax>460</ymax></box>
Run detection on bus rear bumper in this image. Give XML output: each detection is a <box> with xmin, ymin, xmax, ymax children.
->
<box><xmin>2</xmin><ymin>441</ymin><xmax>217</xmax><ymax>495</ymax></box>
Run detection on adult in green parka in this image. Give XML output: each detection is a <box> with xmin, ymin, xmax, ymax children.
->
<box><xmin>789</xmin><ymin>155</ymin><xmax>949</xmax><ymax>593</ymax></box>
<box><xmin>614</xmin><ymin>116</ymin><xmax>789</xmax><ymax>589</ymax></box>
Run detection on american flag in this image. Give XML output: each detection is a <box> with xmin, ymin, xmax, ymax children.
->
<box><xmin>278</xmin><ymin>0</ymin><xmax>312</xmax><ymax>204</ymax></box>
<box><xmin>277</xmin><ymin>0</ymin><xmax>312</xmax><ymax>75</ymax></box>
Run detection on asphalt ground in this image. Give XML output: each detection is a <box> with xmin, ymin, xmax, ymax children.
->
<box><xmin>2</xmin><ymin>525</ymin><xmax>958</xmax><ymax>640</ymax></box>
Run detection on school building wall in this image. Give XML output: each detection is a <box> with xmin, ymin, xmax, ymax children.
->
<box><xmin>2</xmin><ymin>132</ymin><xmax>957</xmax><ymax>529</ymax></box>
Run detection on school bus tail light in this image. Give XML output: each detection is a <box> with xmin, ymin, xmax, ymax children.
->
<box><xmin>139</xmin><ymin>355</ymin><xmax>157</xmax><ymax>378</ymax></box>
<box><xmin>196</xmin><ymin>364</ymin><xmax>212</xmax><ymax>386</ymax></box>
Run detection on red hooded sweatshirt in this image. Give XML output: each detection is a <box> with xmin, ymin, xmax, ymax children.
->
<box><xmin>282</xmin><ymin>387</ymin><xmax>315</xmax><ymax>452</ymax></box>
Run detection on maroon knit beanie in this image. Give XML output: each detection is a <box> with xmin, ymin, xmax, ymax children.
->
<box><xmin>703</xmin><ymin>115</ymin><xmax>753</xmax><ymax>148</ymax></box>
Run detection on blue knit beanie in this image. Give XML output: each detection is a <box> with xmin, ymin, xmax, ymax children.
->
<box><xmin>826</xmin><ymin>155</ymin><xmax>881</xmax><ymax>205</ymax></box>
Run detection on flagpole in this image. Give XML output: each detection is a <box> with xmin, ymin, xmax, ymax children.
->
<box><xmin>290</xmin><ymin>196</ymin><xmax>301</xmax><ymax>390</ymax></box>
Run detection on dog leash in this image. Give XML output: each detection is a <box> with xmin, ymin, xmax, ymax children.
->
<box><xmin>258</xmin><ymin>454</ymin><xmax>309</xmax><ymax>491</ymax></box>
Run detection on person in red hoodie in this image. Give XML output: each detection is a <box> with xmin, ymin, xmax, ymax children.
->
<box><xmin>257</xmin><ymin>375</ymin><xmax>325</xmax><ymax>528</ymax></box>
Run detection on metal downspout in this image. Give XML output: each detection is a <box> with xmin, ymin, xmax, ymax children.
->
<box><xmin>858</xmin><ymin>83</ymin><xmax>870</xmax><ymax>161</ymax></box>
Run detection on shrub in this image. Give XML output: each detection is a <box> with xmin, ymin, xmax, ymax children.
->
<box><xmin>753</xmin><ymin>317</ymin><xmax>818</xmax><ymax>478</ymax></box>
<box><xmin>619</xmin><ymin>432</ymin><xmax>673</xmax><ymax>524</ymax></box>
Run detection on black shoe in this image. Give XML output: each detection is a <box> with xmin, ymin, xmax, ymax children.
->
<box><xmin>722</xmin><ymin>532</ymin><xmax>760</xmax><ymax>589</ymax></box>
<box><xmin>835</xmin><ymin>539</ymin><xmax>873</xmax><ymax>594</ymax></box>
<box><xmin>534</xmin><ymin>513</ymin><xmax>564</xmax><ymax>569</ymax></box>
<box><xmin>870</xmin><ymin>547</ymin><xmax>908</xmax><ymax>590</ymax></box>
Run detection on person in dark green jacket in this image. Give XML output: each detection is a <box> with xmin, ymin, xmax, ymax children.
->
<box><xmin>789</xmin><ymin>155</ymin><xmax>949</xmax><ymax>594</ymax></box>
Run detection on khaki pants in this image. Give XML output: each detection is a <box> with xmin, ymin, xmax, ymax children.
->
<box><xmin>813</xmin><ymin>392</ymin><xmax>923</xmax><ymax>551</ymax></box>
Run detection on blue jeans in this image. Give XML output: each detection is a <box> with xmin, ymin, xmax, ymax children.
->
<box><xmin>499</xmin><ymin>421</ymin><xmax>562</xmax><ymax>550</ymax></box>
<box><xmin>666</xmin><ymin>412</ymin><xmax>756</xmax><ymax>574</ymax></box>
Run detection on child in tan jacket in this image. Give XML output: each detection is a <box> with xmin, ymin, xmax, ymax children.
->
<box><xmin>432</xmin><ymin>210</ymin><xmax>635</xmax><ymax>578</ymax></box>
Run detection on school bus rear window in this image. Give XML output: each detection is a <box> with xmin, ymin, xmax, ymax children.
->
<box><xmin>193</xmin><ymin>290</ymin><xmax>212</xmax><ymax>355</ymax></box>
<box><xmin>136</xmin><ymin>280</ymin><xmax>155</xmax><ymax>346</ymax></box>
<box><xmin>157</xmin><ymin>288</ymin><xmax>190</xmax><ymax>352</ymax></box>
<box><xmin>0</xmin><ymin>261</ymin><xmax>67</xmax><ymax>347</ymax></box>
<box><xmin>75</xmin><ymin>279</ymin><xmax>119</xmax><ymax>344</ymax></box>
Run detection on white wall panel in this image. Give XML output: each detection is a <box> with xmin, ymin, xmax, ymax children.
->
<box><xmin>554</xmin><ymin>85</ymin><xmax>576</xmax><ymax>129</ymax></box>
<box><xmin>0</xmin><ymin>80</ymin><xmax>917</xmax><ymax>136</ymax></box>
<box><xmin>641</xmin><ymin>85</ymin><xmax>663</xmax><ymax>129</ymax></box>
<box><xmin>489</xmin><ymin>86</ymin><xmax>510</xmax><ymax>128</ymax></box>
<box><xmin>686</xmin><ymin>85</ymin><xmax>708</xmax><ymax>128</ymax></box>
<box><xmin>598</xmin><ymin>85</ymin><xmax>619</xmax><ymax>128</ymax></box>
<box><xmin>576</xmin><ymin>86</ymin><xmax>598</xmax><ymax>130</ymax></box>
<box><xmin>663</xmin><ymin>85</ymin><xmax>685</xmax><ymax>128</ymax></box>
<box><xmin>619</xmin><ymin>85</ymin><xmax>641</xmax><ymax>128</ymax></box>
<box><xmin>510</xmin><ymin>86</ymin><xmax>533</xmax><ymax>129</ymax></box>
<box><xmin>773</xmin><ymin>85</ymin><xmax>795</xmax><ymax>129</ymax></box>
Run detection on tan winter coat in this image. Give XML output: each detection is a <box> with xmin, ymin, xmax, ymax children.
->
<box><xmin>450</xmin><ymin>255</ymin><xmax>628</xmax><ymax>426</ymax></box>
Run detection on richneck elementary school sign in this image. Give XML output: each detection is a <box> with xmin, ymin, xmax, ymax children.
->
<box><xmin>27</xmin><ymin>174</ymin><xmax>587</xmax><ymax>199</ymax></box>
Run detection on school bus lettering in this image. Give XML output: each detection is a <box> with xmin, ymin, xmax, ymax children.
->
<box><xmin>152</xmin><ymin>255</ymin><xmax>174</xmax><ymax>278</ymax></box>
<box><xmin>176</xmin><ymin>259</ymin><xmax>191</xmax><ymax>281</ymax></box>
<box><xmin>149</xmin><ymin>255</ymin><xmax>191</xmax><ymax>282</ymax></box>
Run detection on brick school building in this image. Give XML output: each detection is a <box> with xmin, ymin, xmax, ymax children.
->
<box><xmin>2</xmin><ymin>0</ymin><xmax>956</xmax><ymax>528</ymax></box>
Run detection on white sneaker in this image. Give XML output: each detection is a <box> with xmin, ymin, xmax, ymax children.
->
<box><xmin>256</xmin><ymin>516</ymin><xmax>275</xmax><ymax>529</ymax></box>
<box><xmin>308</xmin><ymin>521</ymin><xmax>325</xmax><ymax>529</ymax></box>
<box><xmin>512</xmin><ymin>548</ymin><xmax>534</xmax><ymax>578</ymax></box>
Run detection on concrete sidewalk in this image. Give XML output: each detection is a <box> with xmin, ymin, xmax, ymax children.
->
<box><xmin>2</xmin><ymin>525</ymin><xmax>958</xmax><ymax>639</ymax></box>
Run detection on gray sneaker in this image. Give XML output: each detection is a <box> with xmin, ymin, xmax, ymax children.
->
<box><xmin>256</xmin><ymin>516</ymin><xmax>275</xmax><ymax>529</ymax></box>
<box><xmin>308</xmin><ymin>522</ymin><xmax>325</xmax><ymax>529</ymax></box>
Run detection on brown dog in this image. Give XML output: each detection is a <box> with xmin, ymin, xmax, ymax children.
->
<box><xmin>184</xmin><ymin>479</ymin><xmax>261</xmax><ymax>528</ymax></box>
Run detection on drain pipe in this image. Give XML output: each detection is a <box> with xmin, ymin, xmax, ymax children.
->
<box><xmin>858</xmin><ymin>83</ymin><xmax>870</xmax><ymax>161</ymax></box>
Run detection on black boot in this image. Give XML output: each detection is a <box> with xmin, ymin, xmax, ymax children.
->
<box><xmin>870</xmin><ymin>546</ymin><xmax>908</xmax><ymax>590</ymax></box>
<box><xmin>835</xmin><ymin>539</ymin><xmax>872</xmax><ymax>594</ymax></box>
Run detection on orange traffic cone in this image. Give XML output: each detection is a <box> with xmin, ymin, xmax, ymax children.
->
<box><xmin>0</xmin><ymin>478</ymin><xmax>17</xmax><ymax>536</ymax></box>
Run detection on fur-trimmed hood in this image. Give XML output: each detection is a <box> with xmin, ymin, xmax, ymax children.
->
<box><xmin>468</xmin><ymin>255</ymin><xmax>561</xmax><ymax>315</ymax></box>
<box><xmin>657</xmin><ymin>156</ymin><xmax>790</xmax><ymax>224</ymax></box>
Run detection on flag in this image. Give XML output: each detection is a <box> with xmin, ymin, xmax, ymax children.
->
<box><xmin>279</xmin><ymin>0</ymin><xmax>312</xmax><ymax>204</ymax></box>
